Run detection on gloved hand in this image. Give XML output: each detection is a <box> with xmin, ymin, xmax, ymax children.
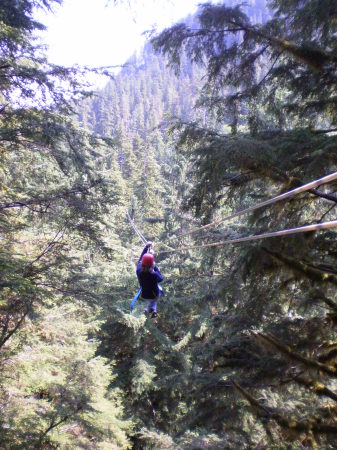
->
<box><xmin>146</xmin><ymin>241</ymin><xmax>153</xmax><ymax>249</ymax></box>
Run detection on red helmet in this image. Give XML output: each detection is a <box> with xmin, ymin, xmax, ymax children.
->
<box><xmin>141</xmin><ymin>253</ymin><xmax>154</xmax><ymax>267</ymax></box>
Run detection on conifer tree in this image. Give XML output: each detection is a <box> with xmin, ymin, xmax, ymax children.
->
<box><xmin>0</xmin><ymin>1</ymin><xmax>132</xmax><ymax>446</ymax></box>
<box><xmin>149</xmin><ymin>1</ymin><xmax>337</xmax><ymax>447</ymax></box>
<box><xmin>74</xmin><ymin>1</ymin><xmax>337</xmax><ymax>447</ymax></box>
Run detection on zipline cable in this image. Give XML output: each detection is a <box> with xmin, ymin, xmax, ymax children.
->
<box><xmin>161</xmin><ymin>171</ymin><xmax>337</xmax><ymax>244</ymax></box>
<box><xmin>127</xmin><ymin>212</ymin><xmax>176</xmax><ymax>251</ymax></box>
<box><xmin>157</xmin><ymin>220</ymin><xmax>337</xmax><ymax>254</ymax></box>
<box><xmin>126</xmin><ymin>173</ymin><xmax>337</xmax><ymax>255</ymax></box>
<box><xmin>127</xmin><ymin>211</ymin><xmax>147</xmax><ymax>245</ymax></box>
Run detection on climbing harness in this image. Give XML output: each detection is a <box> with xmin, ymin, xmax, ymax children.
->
<box><xmin>130</xmin><ymin>288</ymin><xmax>141</xmax><ymax>311</ymax></box>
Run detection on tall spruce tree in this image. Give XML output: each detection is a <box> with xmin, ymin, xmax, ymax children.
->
<box><xmin>0</xmin><ymin>1</ymin><xmax>132</xmax><ymax>447</ymax></box>
<box><xmin>148</xmin><ymin>1</ymin><xmax>337</xmax><ymax>447</ymax></box>
<box><xmin>20</xmin><ymin>0</ymin><xmax>335</xmax><ymax>448</ymax></box>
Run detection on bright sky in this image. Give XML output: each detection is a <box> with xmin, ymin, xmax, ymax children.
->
<box><xmin>37</xmin><ymin>0</ymin><xmax>201</xmax><ymax>69</ymax></box>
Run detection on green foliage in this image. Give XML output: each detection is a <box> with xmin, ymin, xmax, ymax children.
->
<box><xmin>2</xmin><ymin>0</ymin><xmax>337</xmax><ymax>448</ymax></box>
<box><xmin>0</xmin><ymin>303</ymin><xmax>131</xmax><ymax>448</ymax></box>
<box><xmin>144</xmin><ymin>0</ymin><xmax>337</xmax><ymax>447</ymax></box>
<box><xmin>78</xmin><ymin>43</ymin><xmax>206</xmax><ymax>240</ymax></box>
<box><xmin>152</xmin><ymin>0</ymin><xmax>337</xmax><ymax>130</ymax></box>
<box><xmin>131</xmin><ymin>358</ymin><xmax>157</xmax><ymax>396</ymax></box>
<box><xmin>0</xmin><ymin>0</ymin><xmax>132</xmax><ymax>447</ymax></box>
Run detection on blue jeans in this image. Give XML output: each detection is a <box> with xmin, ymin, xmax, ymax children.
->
<box><xmin>144</xmin><ymin>285</ymin><xmax>163</xmax><ymax>313</ymax></box>
<box><xmin>146</xmin><ymin>298</ymin><xmax>158</xmax><ymax>313</ymax></box>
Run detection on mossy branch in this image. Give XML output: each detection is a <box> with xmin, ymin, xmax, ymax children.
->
<box><xmin>294</xmin><ymin>375</ymin><xmax>337</xmax><ymax>402</ymax></box>
<box><xmin>252</xmin><ymin>333</ymin><xmax>337</xmax><ymax>377</ymax></box>
<box><xmin>262</xmin><ymin>248</ymin><xmax>337</xmax><ymax>286</ymax></box>
<box><xmin>232</xmin><ymin>380</ymin><xmax>337</xmax><ymax>434</ymax></box>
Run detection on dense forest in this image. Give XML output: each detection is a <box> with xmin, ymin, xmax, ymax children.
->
<box><xmin>1</xmin><ymin>0</ymin><xmax>337</xmax><ymax>448</ymax></box>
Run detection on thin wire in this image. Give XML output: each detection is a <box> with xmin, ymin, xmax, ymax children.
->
<box><xmin>132</xmin><ymin>218</ymin><xmax>147</xmax><ymax>243</ymax></box>
<box><xmin>127</xmin><ymin>212</ymin><xmax>147</xmax><ymax>245</ymax></box>
<box><xmin>137</xmin><ymin>225</ymin><xmax>147</xmax><ymax>244</ymax></box>
<box><xmin>162</xmin><ymin>171</ymin><xmax>337</xmax><ymax>243</ymax></box>
<box><xmin>126</xmin><ymin>212</ymin><xmax>176</xmax><ymax>251</ymax></box>
<box><xmin>158</xmin><ymin>220</ymin><xmax>337</xmax><ymax>254</ymax></box>
<box><xmin>136</xmin><ymin>227</ymin><xmax>147</xmax><ymax>244</ymax></box>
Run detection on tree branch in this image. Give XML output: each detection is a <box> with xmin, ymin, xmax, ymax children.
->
<box><xmin>263</xmin><ymin>248</ymin><xmax>337</xmax><ymax>286</ymax></box>
<box><xmin>232</xmin><ymin>380</ymin><xmax>337</xmax><ymax>434</ymax></box>
<box><xmin>0</xmin><ymin>307</ymin><xmax>31</xmax><ymax>350</ymax></box>
<box><xmin>24</xmin><ymin>225</ymin><xmax>67</xmax><ymax>272</ymax></box>
<box><xmin>309</xmin><ymin>188</ymin><xmax>337</xmax><ymax>204</ymax></box>
<box><xmin>252</xmin><ymin>332</ymin><xmax>337</xmax><ymax>377</ymax></box>
<box><xmin>294</xmin><ymin>375</ymin><xmax>337</xmax><ymax>402</ymax></box>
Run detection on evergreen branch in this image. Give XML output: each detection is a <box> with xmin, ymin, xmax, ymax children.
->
<box><xmin>252</xmin><ymin>333</ymin><xmax>337</xmax><ymax>377</ymax></box>
<box><xmin>170</xmin><ymin>18</ymin><xmax>337</xmax><ymax>68</ymax></box>
<box><xmin>318</xmin><ymin>348</ymin><xmax>337</xmax><ymax>363</ymax></box>
<box><xmin>311</xmin><ymin>128</ymin><xmax>337</xmax><ymax>134</ymax></box>
<box><xmin>251</xmin><ymin>51</ymin><xmax>281</xmax><ymax>93</ymax></box>
<box><xmin>40</xmin><ymin>415</ymin><xmax>69</xmax><ymax>438</ymax></box>
<box><xmin>0</xmin><ymin>314</ymin><xmax>11</xmax><ymax>345</ymax></box>
<box><xmin>303</xmin><ymin>260</ymin><xmax>337</xmax><ymax>276</ymax></box>
<box><xmin>38</xmin><ymin>409</ymin><xmax>81</xmax><ymax>444</ymax></box>
<box><xmin>0</xmin><ymin>182</ymin><xmax>102</xmax><ymax>211</ymax></box>
<box><xmin>189</xmin><ymin>27</ymin><xmax>246</xmax><ymax>33</ymax></box>
<box><xmin>232</xmin><ymin>379</ymin><xmax>272</xmax><ymax>417</ymax></box>
<box><xmin>232</xmin><ymin>380</ymin><xmax>337</xmax><ymax>434</ymax></box>
<box><xmin>309</xmin><ymin>188</ymin><xmax>337</xmax><ymax>204</ymax></box>
<box><xmin>262</xmin><ymin>248</ymin><xmax>337</xmax><ymax>286</ymax></box>
<box><xmin>311</xmin><ymin>293</ymin><xmax>337</xmax><ymax>313</ymax></box>
<box><xmin>317</xmin><ymin>204</ymin><xmax>337</xmax><ymax>223</ymax></box>
<box><xmin>24</xmin><ymin>225</ymin><xmax>67</xmax><ymax>273</ymax></box>
<box><xmin>293</xmin><ymin>375</ymin><xmax>337</xmax><ymax>402</ymax></box>
<box><xmin>224</xmin><ymin>19</ymin><xmax>337</xmax><ymax>69</ymax></box>
<box><xmin>0</xmin><ymin>305</ymin><xmax>31</xmax><ymax>350</ymax></box>
<box><xmin>36</xmin><ymin>282</ymin><xmax>99</xmax><ymax>300</ymax></box>
<box><xmin>169</xmin><ymin>17</ymin><xmax>337</xmax><ymax>70</ymax></box>
<box><xmin>0</xmin><ymin>201</ymin><xmax>49</xmax><ymax>213</ymax></box>
<box><xmin>173</xmin><ymin>119</ymin><xmax>229</xmax><ymax>139</ymax></box>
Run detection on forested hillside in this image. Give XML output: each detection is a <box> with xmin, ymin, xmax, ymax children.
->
<box><xmin>78</xmin><ymin>41</ymin><xmax>206</xmax><ymax>239</ymax></box>
<box><xmin>1</xmin><ymin>0</ymin><xmax>337</xmax><ymax>449</ymax></box>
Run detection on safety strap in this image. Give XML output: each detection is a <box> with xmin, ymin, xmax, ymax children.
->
<box><xmin>130</xmin><ymin>288</ymin><xmax>142</xmax><ymax>311</ymax></box>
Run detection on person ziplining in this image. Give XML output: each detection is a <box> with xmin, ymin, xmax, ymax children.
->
<box><xmin>128</xmin><ymin>171</ymin><xmax>337</xmax><ymax>314</ymax></box>
<box><xmin>135</xmin><ymin>242</ymin><xmax>164</xmax><ymax>318</ymax></box>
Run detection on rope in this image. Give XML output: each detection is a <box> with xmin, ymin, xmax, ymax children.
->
<box><xmin>163</xmin><ymin>171</ymin><xmax>337</xmax><ymax>243</ymax></box>
<box><xmin>158</xmin><ymin>220</ymin><xmax>337</xmax><ymax>254</ymax></box>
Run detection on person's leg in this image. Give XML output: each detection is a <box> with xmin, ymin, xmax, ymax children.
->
<box><xmin>144</xmin><ymin>299</ymin><xmax>152</xmax><ymax>315</ymax></box>
<box><xmin>147</xmin><ymin>298</ymin><xmax>157</xmax><ymax>313</ymax></box>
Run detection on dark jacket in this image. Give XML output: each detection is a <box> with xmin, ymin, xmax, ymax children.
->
<box><xmin>136</xmin><ymin>246</ymin><xmax>163</xmax><ymax>299</ymax></box>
